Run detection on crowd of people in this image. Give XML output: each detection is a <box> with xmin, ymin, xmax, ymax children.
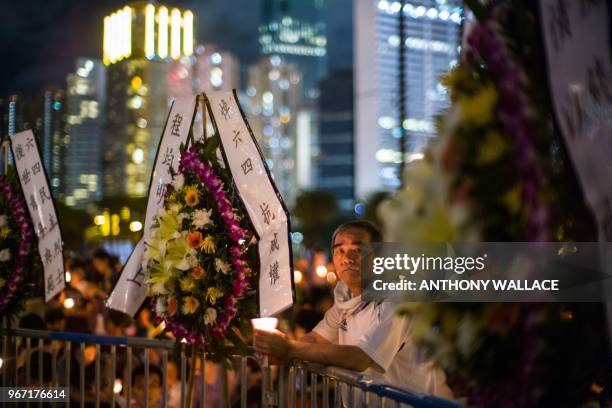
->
<box><xmin>11</xmin><ymin>248</ymin><xmax>335</xmax><ymax>407</ymax></box>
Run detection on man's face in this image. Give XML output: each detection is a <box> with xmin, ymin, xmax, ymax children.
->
<box><xmin>332</xmin><ymin>228</ymin><xmax>371</xmax><ymax>291</ymax></box>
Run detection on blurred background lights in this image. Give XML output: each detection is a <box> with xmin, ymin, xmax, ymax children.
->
<box><xmin>262</xmin><ymin>91</ymin><xmax>274</xmax><ymax>105</ymax></box>
<box><xmin>64</xmin><ymin>298</ymin><xmax>75</xmax><ymax>309</ymax></box>
<box><xmin>291</xmin><ymin>232</ymin><xmax>304</xmax><ymax>244</ymax></box>
<box><xmin>113</xmin><ymin>379</ymin><xmax>123</xmax><ymax>394</ymax></box>
<box><xmin>354</xmin><ymin>202</ymin><xmax>366</xmax><ymax>215</ymax></box>
<box><xmin>270</xmin><ymin>55</ymin><xmax>281</xmax><ymax>66</ymax></box>
<box><xmin>132</xmin><ymin>148</ymin><xmax>144</xmax><ymax>164</ymax></box>
<box><xmin>294</xmin><ymin>270</ymin><xmax>303</xmax><ymax>284</ymax></box>
<box><xmin>268</xmin><ymin>69</ymin><xmax>280</xmax><ymax>81</ymax></box>
<box><xmin>210</xmin><ymin>52</ymin><xmax>222</xmax><ymax>64</ymax></box>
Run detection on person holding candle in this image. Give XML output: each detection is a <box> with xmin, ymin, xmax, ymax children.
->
<box><xmin>254</xmin><ymin>220</ymin><xmax>453</xmax><ymax>400</ymax></box>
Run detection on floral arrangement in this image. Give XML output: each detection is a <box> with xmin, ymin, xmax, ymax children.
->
<box><xmin>379</xmin><ymin>1</ymin><xmax>609</xmax><ymax>406</ymax></box>
<box><xmin>0</xmin><ymin>172</ymin><xmax>38</xmax><ymax>322</ymax></box>
<box><xmin>144</xmin><ymin>137</ymin><xmax>258</xmax><ymax>359</ymax></box>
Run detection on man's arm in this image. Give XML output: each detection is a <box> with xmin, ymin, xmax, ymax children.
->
<box><xmin>297</xmin><ymin>331</ymin><xmax>330</xmax><ymax>344</ymax></box>
<box><xmin>254</xmin><ymin>329</ymin><xmax>374</xmax><ymax>372</ymax></box>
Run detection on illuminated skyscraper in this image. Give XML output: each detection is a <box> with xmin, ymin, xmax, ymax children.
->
<box><xmin>39</xmin><ymin>89</ymin><xmax>66</xmax><ymax>198</ymax></box>
<box><xmin>317</xmin><ymin>69</ymin><xmax>354</xmax><ymax>210</ymax></box>
<box><xmin>64</xmin><ymin>58</ymin><xmax>106</xmax><ymax>208</ymax></box>
<box><xmin>355</xmin><ymin>0</ymin><xmax>462</xmax><ymax>197</ymax></box>
<box><xmin>0</xmin><ymin>91</ymin><xmax>65</xmax><ymax>197</ymax></box>
<box><xmin>103</xmin><ymin>3</ymin><xmax>195</xmax><ymax>197</ymax></box>
<box><xmin>244</xmin><ymin>56</ymin><xmax>304</xmax><ymax>205</ymax></box>
<box><xmin>259</xmin><ymin>0</ymin><xmax>327</xmax><ymax>100</ymax></box>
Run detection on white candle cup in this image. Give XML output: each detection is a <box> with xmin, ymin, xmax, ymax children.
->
<box><xmin>251</xmin><ymin>317</ymin><xmax>278</xmax><ymax>367</ymax></box>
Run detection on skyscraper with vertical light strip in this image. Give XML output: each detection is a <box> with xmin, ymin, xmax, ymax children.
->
<box><xmin>355</xmin><ymin>0</ymin><xmax>462</xmax><ymax>197</ymax></box>
<box><xmin>102</xmin><ymin>3</ymin><xmax>195</xmax><ymax>197</ymax></box>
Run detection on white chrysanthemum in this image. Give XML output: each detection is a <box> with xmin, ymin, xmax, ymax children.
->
<box><xmin>215</xmin><ymin>258</ymin><xmax>231</xmax><ymax>275</ymax></box>
<box><xmin>176</xmin><ymin>259</ymin><xmax>191</xmax><ymax>271</ymax></box>
<box><xmin>150</xmin><ymin>282</ymin><xmax>168</xmax><ymax>295</ymax></box>
<box><xmin>192</xmin><ymin>209</ymin><xmax>213</xmax><ymax>229</ymax></box>
<box><xmin>0</xmin><ymin>248</ymin><xmax>11</xmax><ymax>262</ymax></box>
<box><xmin>172</xmin><ymin>174</ymin><xmax>185</xmax><ymax>191</ymax></box>
<box><xmin>0</xmin><ymin>215</ymin><xmax>7</xmax><ymax>228</ymax></box>
<box><xmin>204</xmin><ymin>307</ymin><xmax>217</xmax><ymax>325</ymax></box>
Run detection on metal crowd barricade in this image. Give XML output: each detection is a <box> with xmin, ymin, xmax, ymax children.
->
<box><xmin>0</xmin><ymin>327</ymin><xmax>187</xmax><ymax>408</ymax></box>
<box><xmin>1</xmin><ymin>326</ymin><xmax>459</xmax><ymax>408</ymax></box>
<box><xmin>260</xmin><ymin>361</ymin><xmax>460</xmax><ymax>408</ymax></box>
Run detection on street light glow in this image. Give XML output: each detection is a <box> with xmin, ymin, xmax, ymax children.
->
<box><xmin>316</xmin><ymin>265</ymin><xmax>328</xmax><ymax>278</ymax></box>
<box><xmin>294</xmin><ymin>270</ymin><xmax>303</xmax><ymax>284</ymax></box>
<box><xmin>158</xmin><ymin>7</ymin><xmax>169</xmax><ymax>59</ymax></box>
<box><xmin>145</xmin><ymin>4</ymin><xmax>155</xmax><ymax>59</ymax></box>
<box><xmin>183</xmin><ymin>11</ymin><xmax>194</xmax><ymax>56</ymax></box>
<box><xmin>64</xmin><ymin>298</ymin><xmax>75</xmax><ymax>309</ymax></box>
<box><xmin>170</xmin><ymin>8</ymin><xmax>181</xmax><ymax>59</ymax></box>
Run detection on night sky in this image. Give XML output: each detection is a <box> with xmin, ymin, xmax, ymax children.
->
<box><xmin>0</xmin><ymin>0</ymin><xmax>352</xmax><ymax>96</ymax></box>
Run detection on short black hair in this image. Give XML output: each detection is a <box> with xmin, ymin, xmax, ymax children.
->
<box><xmin>132</xmin><ymin>364</ymin><xmax>163</xmax><ymax>385</ymax></box>
<box><xmin>19</xmin><ymin>313</ymin><xmax>45</xmax><ymax>330</ymax></box>
<box><xmin>331</xmin><ymin>220</ymin><xmax>383</xmax><ymax>248</ymax></box>
<box><xmin>107</xmin><ymin>310</ymin><xmax>131</xmax><ymax>327</ymax></box>
<box><xmin>45</xmin><ymin>308</ymin><xmax>65</xmax><ymax>325</ymax></box>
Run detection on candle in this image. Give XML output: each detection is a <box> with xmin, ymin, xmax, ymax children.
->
<box><xmin>251</xmin><ymin>317</ymin><xmax>278</xmax><ymax>367</ymax></box>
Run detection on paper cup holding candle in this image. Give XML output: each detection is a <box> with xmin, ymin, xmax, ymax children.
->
<box><xmin>252</xmin><ymin>317</ymin><xmax>279</xmax><ymax>366</ymax></box>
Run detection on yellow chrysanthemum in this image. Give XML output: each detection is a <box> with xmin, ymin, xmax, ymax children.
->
<box><xmin>477</xmin><ymin>132</ymin><xmax>506</xmax><ymax>165</ymax></box>
<box><xmin>182</xmin><ymin>296</ymin><xmax>200</xmax><ymax>314</ymax></box>
<box><xmin>459</xmin><ymin>85</ymin><xmax>497</xmax><ymax>126</ymax></box>
<box><xmin>200</xmin><ymin>235</ymin><xmax>216</xmax><ymax>253</ymax></box>
<box><xmin>0</xmin><ymin>226</ymin><xmax>11</xmax><ymax>238</ymax></box>
<box><xmin>206</xmin><ymin>287</ymin><xmax>224</xmax><ymax>305</ymax></box>
<box><xmin>184</xmin><ymin>186</ymin><xmax>200</xmax><ymax>207</ymax></box>
<box><xmin>179</xmin><ymin>277</ymin><xmax>196</xmax><ymax>292</ymax></box>
<box><xmin>502</xmin><ymin>184</ymin><xmax>523</xmax><ymax>215</ymax></box>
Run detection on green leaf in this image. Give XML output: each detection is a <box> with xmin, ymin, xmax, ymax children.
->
<box><xmin>225</xmin><ymin>327</ymin><xmax>250</xmax><ymax>356</ymax></box>
<box><xmin>202</xmin><ymin>135</ymin><xmax>221</xmax><ymax>161</ymax></box>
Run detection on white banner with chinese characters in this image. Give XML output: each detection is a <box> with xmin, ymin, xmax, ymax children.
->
<box><xmin>539</xmin><ymin>0</ymin><xmax>612</xmax><ymax>234</ymax></box>
<box><xmin>9</xmin><ymin>130</ymin><xmax>64</xmax><ymax>302</ymax></box>
<box><xmin>107</xmin><ymin>96</ymin><xmax>198</xmax><ymax>316</ymax></box>
<box><xmin>206</xmin><ymin>91</ymin><xmax>294</xmax><ymax>317</ymax></box>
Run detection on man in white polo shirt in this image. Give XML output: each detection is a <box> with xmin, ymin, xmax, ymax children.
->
<box><xmin>254</xmin><ymin>220</ymin><xmax>453</xmax><ymax>402</ymax></box>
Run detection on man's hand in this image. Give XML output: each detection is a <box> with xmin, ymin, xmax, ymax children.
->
<box><xmin>253</xmin><ymin>329</ymin><xmax>294</xmax><ymax>361</ymax></box>
<box><xmin>254</xmin><ymin>329</ymin><xmax>375</xmax><ymax>372</ymax></box>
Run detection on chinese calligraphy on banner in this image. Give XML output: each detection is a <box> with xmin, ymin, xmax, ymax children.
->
<box><xmin>207</xmin><ymin>91</ymin><xmax>294</xmax><ymax>317</ymax></box>
<box><xmin>9</xmin><ymin>130</ymin><xmax>64</xmax><ymax>302</ymax></box>
<box><xmin>107</xmin><ymin>97</ymin><xmax>198</xmax><ymax>316</ymax></box>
